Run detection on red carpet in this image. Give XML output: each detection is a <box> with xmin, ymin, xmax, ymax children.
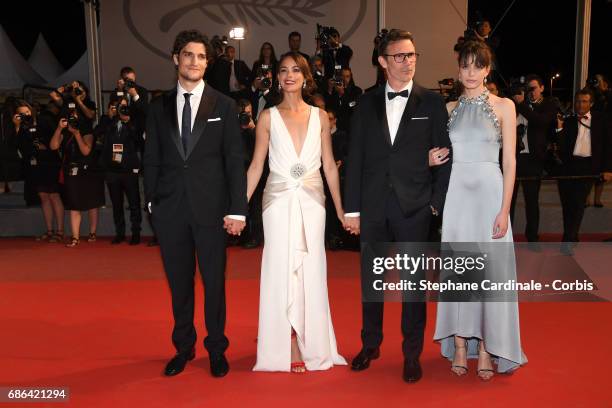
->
<box><xmin>0</xmin><ymin>237</ymin><xmax>610</xmax><ymax>407</ymax></box>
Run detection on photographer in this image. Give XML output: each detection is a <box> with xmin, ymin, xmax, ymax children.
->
<box><xmin>556</xmin><ymin>89</ymin><xmax>612</xmax><ymax>254</ymax></box>
<box><xmin>249</xmin><ymin>65</ymin><xmax>279</xmax><ymax>120</ymax></box>
<box><xmin>13</xmin><ymin>101</ymin><xmax>65</xmax><ymax>241</ymax></box>
<box><xmin>287</xmin><ymin>31</ymin><xmax>310</xmax><ymax>62</ymax></box>
<box><xmin>310</xmin><ymin>55</ymin><xmax>327</xmax><ymax>94</ymax></box>
<box><xmin>509</xmin><ymin>74</ymin><xmax>558</xmax><ymax>246</ymax></box>
<box><xmin>116</xmin><ymin>66</ymin><xmax>149</xmax><ymax>134</ymax></box>
<box><xmin>316</xmin><ymin>27</ymin><xmax>353</xmax><ymax>76</ymax></box>
<box><xmin>251</xmin><ymin>42</ymin><xmax>279</xmax><ymax>85</ymax></box>
<box><xmin>50</xmin><ymin>103</ymin><xmax>104</xmax><ymax>248</ymax></box>
<box><xmin>1</xmin><ymin>97</ymin><xmax>23</xmax><ymax>193</ymax></box>
<box><xmin>97</xmin><ymin>98</ymin><xmax>144</xmax><ymax>245</ymax></box>
<box><xmin>49</xmin><ymin>80</ymin><xmax>96</xmax><ymax>126</ymax></box>
<box><xmin>325</xmin><ymin>67</ymin><xmax>362</xmax><ymax>132</ymax></box>
<box><xmin>237</xmin><ymin>99</ymin><xmax>265</xmax><ymax>249</ymax></box>
<box><xmin>225</xmin><ymin>45</ymin><xmax>252</xmax><ymax>100</ymax></box>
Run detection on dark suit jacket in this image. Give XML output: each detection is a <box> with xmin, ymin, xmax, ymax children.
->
<box><xmin>344</xmin><ymin>83</ymin><xmax>451</xmax><ymax>222</ymax></box>
<box><xmin>143</xmin><ymin>84</ymin><xmax>248</xmax><ymax>226</ymax></box>
<box><xmin>557</xmin><ymin>111</ymin><xmax>612</xmax><ymax>174</ymax></box>
<box><xmin>321</xmin><ymin>45</ymin><xmax>353</xmax><ymax>75</ymax></box>
<box><xmin>211</xmin><ymin>59</ymin><xmax>251</xmax><ymax>96</ymax></box>
<box><xmin>516</xmin><ymin>97</ymin><xmax>557</xmax><ymax>161</ymax></box>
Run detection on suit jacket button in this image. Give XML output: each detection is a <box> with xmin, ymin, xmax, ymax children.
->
<box><xmin>183</xmin><ymin>164</ymin><xmax>188</xmax><ymax>169</ymax></box>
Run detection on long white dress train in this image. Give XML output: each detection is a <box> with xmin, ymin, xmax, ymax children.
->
<box><xmin>253</xmin><ymin>105</ymin><xmax>347</xmax><ymax>372</ymax></box>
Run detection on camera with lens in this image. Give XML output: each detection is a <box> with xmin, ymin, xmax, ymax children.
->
<box><xmin>557</xmin><ymin>107</ymin><xmax>577</xmax><ymax>121</ymax></box>
<box><xmin>438</xmin><ymin>78</ymin><xmax>455</xmax><ymax>87</ymax></box>
<box><xmin>238</xmin><ymin>110</ymin><xmax>251</xmax><ymax>127</ymax></box>
<box><xmin>507</xmin><ymin>77</ymin><xmax>532</xmax><ymax>97</ymax></box>
<box><xmin>118</xmin><ymin>104</ymin><xmax>131</xmax><ymax>116</ymax></box>
<box><xmin>333</xmin><ymin>65</ymin><xmax>343</xmax><ymax>87</ymax></box>
<box><xmin>123</xmin><ymin>79</ymin><xmax>136</xmax><ymax>90</ymax></box>
<box><xmin>64</xmin><ymin>103</ymin><xmax>79</xmax><ymax>128</ymax></box>
<box><xmin>257</xmin><ymin>65</ymin><xmax>272</xmax><ymax>89</ymax></box>
<box><xmin>17</xmin><ymin>113</ymin><xmax>34</xmax><ymax>130</ymax></box>
<box><xmin>585</xmin><ymin>77</ymin><xmax>599</xmax><ymax>88</ymax></box>
<box><xmin>60</xmin><ymin>83</ymin><xmax>83</xmax><ymax>96</ymax></box>
<box><xmin>316</xmin><ymin>23</ymin><xmax>337</xmax><ymax>51</ymax></box>
<box><xmin>374</xmin><ymin>28</ymin><xmax>389</xmax><ymax>46</ymax></box>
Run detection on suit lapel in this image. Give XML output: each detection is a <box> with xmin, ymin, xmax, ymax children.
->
<box><xmin>375</xmin><ymin>86</ymin><xmax>392</xmax><ymax>147</ymax></box>
<box><xmin>393</xmin><ymin>84</ymin><xmax>422</xmax><ymax>148</ymax></box>
<box><xmin>187</xmin><ymin>84</ymin><xmax>218</xmax><ymax>158</ymax></box>
<box><xmin>163</xmin><ymin>89</ymin><xmax>186</xmax><ymax>160</ymax></box>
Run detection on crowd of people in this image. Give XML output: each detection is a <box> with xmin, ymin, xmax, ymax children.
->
<box><xmin>0</xmin><ymin>24</ymin><xmax>610</xmax><ymax>254</ymax></box>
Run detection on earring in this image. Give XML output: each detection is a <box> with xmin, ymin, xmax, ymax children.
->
<box><xmin>278</xmin><ymin>83</ymin><xmax>282</xmax><ymax>91</ymax></box>
<box><xmin>302</xmin><ymin>82</ymin><xmax>306</xmax><ymax>89</ymax></box>
<box><xmin>484</xmin><ymin>77</ymin><xmax>488</xmax><ymax>84</ymax></box>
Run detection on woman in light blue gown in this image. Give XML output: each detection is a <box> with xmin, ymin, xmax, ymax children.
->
<box><xmin>433</xmin><ymin>41</ymin><xmax>527</xmax><ymax>381</ymax></box>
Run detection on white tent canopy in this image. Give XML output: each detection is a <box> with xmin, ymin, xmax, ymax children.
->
<box><xmin>0</xmin><ymin>25</ymin><xmax>46</xmax><ymax>90</ymax></box>
<box><xmin>28</xmin><ymin>34</ymin><xmax>65</xmax><ymax>83</ymax></box>
<box><xmin>51</xmin><ymin>51</ymin><xmax>89</xmax><ymax>88</ymax></box>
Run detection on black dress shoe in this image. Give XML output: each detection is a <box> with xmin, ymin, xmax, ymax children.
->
<box><xmin>350</xmin><ymin>347</ymin><xmax>380</xmax><ymax>371</ymax></box>
<box><xmin>210</xmin><ymin>354</ymin><xmax>229</xmax><ymax>377</ymax></box>
<box><xmin>164</xmin><ymin>349</ymin><xmax>195</xmax><ymax>376</ymax></box>
<box><xmin>129</xmin><ymin>234</ymin><xmax>141</xmax><ymax>245</ymax></box>
<box><xmin>403</xmin><ymin>359</ymin><xmax>422</xmax><ymax>383</ymax></box>
<box><xmin>111</xmin><ymin>235</ymin><xmax>125</xmax><ymax>245</ymax></box>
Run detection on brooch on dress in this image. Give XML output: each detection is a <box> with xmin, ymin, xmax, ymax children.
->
<box><xmin>290</xmin><ymin>163</ymin><xmax>307</xmax><ymax>179</ymax></box>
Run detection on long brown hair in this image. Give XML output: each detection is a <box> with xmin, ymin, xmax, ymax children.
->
<box><xmin>277</xmin><ymin>52</ymin><xmax>316</xmax><ymax>103</ymax></box>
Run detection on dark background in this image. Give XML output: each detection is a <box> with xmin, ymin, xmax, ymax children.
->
<box><xmin>1</xmin><ymin>0</ymin><xmax>610</xmax><ymax>100</ymax></box>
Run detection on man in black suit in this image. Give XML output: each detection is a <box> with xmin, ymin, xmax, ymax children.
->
<box><xmin>116</xmin><ymin>66</ymin><xmax>149</xmax><ymax>135</ymax></box>
<box><xmin>225</xmin><ymin>45</ymin><xmax>252</xmax><ymax>100</ymax></box>
<box><xmin>556</xmin><ymin>89</ymin><xmax>612</xmax><ymax>254</ymax></box>
<box><xmin>143</xmin><ymin>30</ymin><xmax>247</xmax><ymax>378</ymax></box>
<box><xmin>510</xmin><ymin>74</ymin><xmax>557</xmax><ymax>245</ymax></box>
<box><xmin>344</xmin><ymin>29</ymin><xmax>451</xmax><ymax>383</ymax></box>
<box><xmin>318</xmin><ymin>28</ymin><xmax>353</xmax><ymax>75</ymax></box>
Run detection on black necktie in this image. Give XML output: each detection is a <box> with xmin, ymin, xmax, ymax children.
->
<box><xmin>387</xmin><ymin>90</ymin><xmax>409</xmax><ymax>100</ymax></box>
<box><xmin>181</xmin><ymin>93</ymin><xmax>192</xmax><ymax>154</ymax></box>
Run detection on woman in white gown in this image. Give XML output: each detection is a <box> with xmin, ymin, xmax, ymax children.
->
<box><xmin>433</xmin><ymin>41</ymin><xmax>527</xmax><ymax>380</ymax></box>
<box><xmin>247</xmin><ymin>52</ymin><xmax>347</xmax><ymax>373</ymax></box>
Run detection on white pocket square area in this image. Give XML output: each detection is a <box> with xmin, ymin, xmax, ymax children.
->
<box><xmin>207</xmin><ymin>117</ymin><xmax>222</xmax><ymax>122</ymax></box>
<box><xmin>412</xmin><ymin>117</ymin><xmax>429</xmax><ymax>120</ymax></box>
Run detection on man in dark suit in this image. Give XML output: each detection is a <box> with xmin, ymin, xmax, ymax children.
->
<box><xmin>318</xmin><ymin>28</ymin><xmax>353</xmax><ymax>75</ymax></box>
<box><xmin>510</xmin><ymin>74</ymin><xmax>557</xmax><ymax>245</ymax></box>
<box><xmin>143</xmin><ymin>30</ymin><xmax>247</xmax><ymax>378</ymax></box>
<box><xmin>224</xmin><ymin>45</ymin><xmax>251</xmax><ymax>100</ymax></box>
<box><xmin>344</xmin><ymin>29</ymin><xmax>451</xmax><ymax>383</ymax></box>
<box><xmin>556</xmin><ymin>89</ymin><xmax>612</xmax><ymax>254</ymax></box>
<box><xmin>116</xmin><ymin>66</ymin><xmax>149</xmax><ymax>136</ymax></box>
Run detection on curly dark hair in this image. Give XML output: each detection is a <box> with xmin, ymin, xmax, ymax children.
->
<box><xmin>277</xmin><ymin>52</ymin><xmax>316</xmax><ymax>102</ymax></box>
<box><xmin>171</xmin><ymin>29</ymin><xmax>210</xmax><ymax>58</ymax></box>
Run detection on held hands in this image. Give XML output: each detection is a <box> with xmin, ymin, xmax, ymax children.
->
<box><xmin>223</xmin><ymin>216</ymin><xmax>246</xmax><ymax>236</ymax></box>
<box><xmin>492</xmin><ymin>211</ymin><xmax>509</xmax><ymax>239</ymax></box>
<box><xmin>429</xmin><ymin>147</ymin><xmax>450</xmax><ymax>167</ymax></box>
<box><xmin>344</xmin><ymin>216</ymin><xmax>360</xmax><ymax>235</ymax></box>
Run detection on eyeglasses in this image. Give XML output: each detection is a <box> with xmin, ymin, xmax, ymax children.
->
<box><xmin>384</xmin><ymin>52</ymin><xmax>420</xmax><ymax>63</ymax></box>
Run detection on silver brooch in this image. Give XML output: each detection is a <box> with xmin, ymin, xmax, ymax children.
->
<box><xmin>290</xmin><ymin>163</ymin><xmax>307</xmax><ymax>179</ymax></box>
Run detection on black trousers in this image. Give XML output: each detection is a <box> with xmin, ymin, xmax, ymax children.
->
<box><xmin>510</xmin><ymin>154</ymin><xmax>543</xmax><ymax>242</ymax></box>
<box><xmin>557</xmin><ymin>157</ymin><xmax>594</xmax><ymax>242</ymax></box>
<box><xmin>360</xmin><ymin>192</ymin><xmax>431</xmax><ymax>361</ymax></box>
<box><xmin>153</xmin><ymin>200</ymin><xmax>229</xmax><ymax>356</ymax></box>
<box><xmin>106</xmin><ymin>172</ymin><xmax>142</xmax><ymax>236</ymax></box>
